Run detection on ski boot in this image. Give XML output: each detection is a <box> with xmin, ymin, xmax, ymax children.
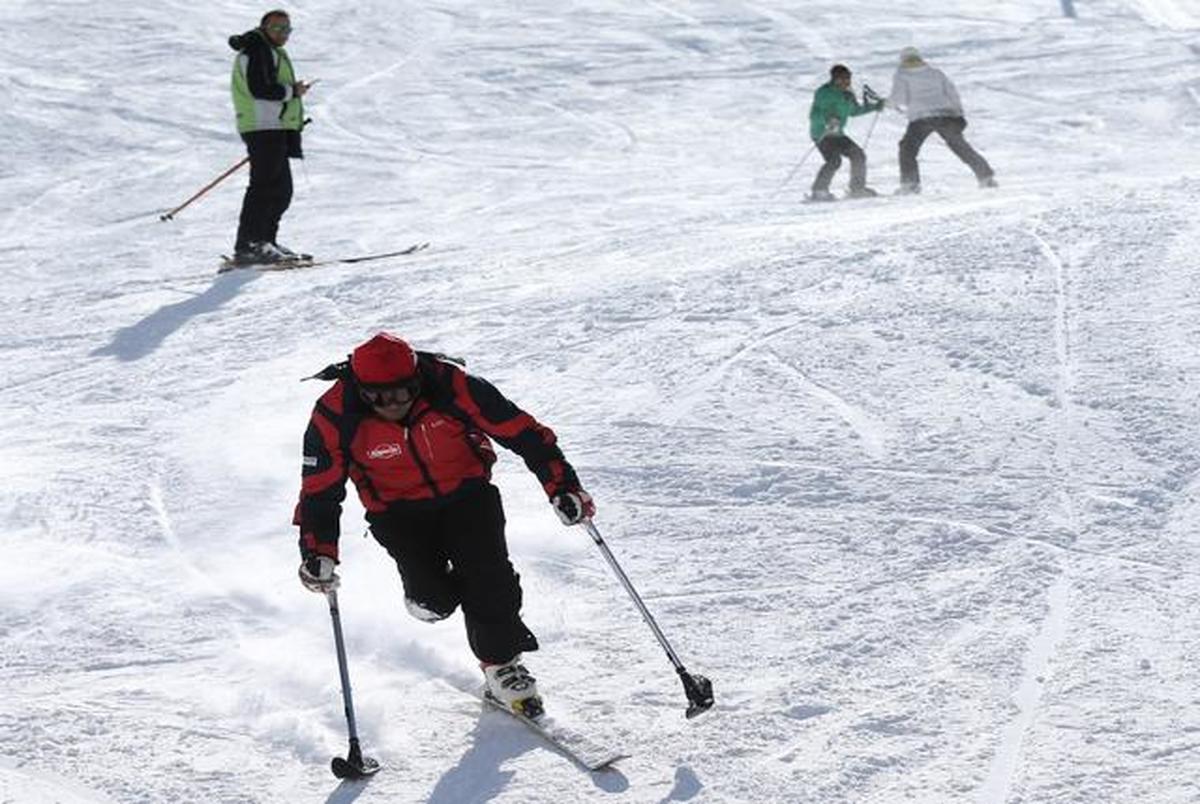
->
<box><xmin>231</xmin><ymin>241</ymin><xmax>290</xmax><ymax>266</ymax></box>
<box><xmin>979</xmin><ymin>175</ymin><xmax>998</xmax><ymax>189</ymax></box>
<box><xmin>845</xmin><ymin>186</ymin><xmax>879</xmax><ymax>199</ymax></box>
<box><xmin>807</xmin><ymin>188</ymin><xmax>837</xmax><ymax>203</ymax></box>
<box><xmin>483</xmin><ymin>655</ymin><xmax>544</xmax><ymax>719</ymax></box>
<box><xmin>273</xmin><ymin>242</ymin><xmax>313</xmax><ymax>262</ymax></box>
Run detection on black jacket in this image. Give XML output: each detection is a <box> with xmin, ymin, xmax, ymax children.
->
<box><xmin>228</xmin><ymin>30</ymin><xmax>288</xmax><ymax>101</ymax></box>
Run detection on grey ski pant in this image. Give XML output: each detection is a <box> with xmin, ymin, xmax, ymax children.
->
<box><xmin>898</xmin><ymin>116</ymin><xmax>993</xmax><ymax>188</ymax></box>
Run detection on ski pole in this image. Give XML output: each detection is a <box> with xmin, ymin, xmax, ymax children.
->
<box><xmin>582</xmin><ymin>519</ymin><xmax>714</xmax><ymax>719</ymax></box>
<box><xmin>862</xmin><ymin>109</ymin><xmax>882</xmax><ymax>151</ymax></box>
<box><xmin>158</xmin><ymin>156</ymin><xmax>249</xmax><ymax>221</ymax></box>
<box><xmin>861</xmin><ymin>84</ymin><xmax>883</xmax><ymax>151</ymax></box>
<box><xmin>772</xmin><ymin>142</ymin><xmax>819</xmax><ymax>198</ymax></box>
<box><xmin>324</xmin><ymin>589</ymin><xmax>381</xmax><ymax>779</ymax></box>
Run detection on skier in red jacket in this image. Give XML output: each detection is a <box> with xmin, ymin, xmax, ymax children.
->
<box><xmin>294</xmin><ymin>332</ymin><xmax>594</xmax><ymax>717</ymax></box>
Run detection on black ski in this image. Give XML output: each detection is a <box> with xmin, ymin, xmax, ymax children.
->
<box><xmin>218</xmin><ymin>242</ymin><xmax>429</xmax><ymax>274</ymax></box>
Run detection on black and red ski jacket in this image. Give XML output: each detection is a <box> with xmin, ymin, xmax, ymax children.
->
<box><xmin>294</xmin><ymin>352</ymin><xmax>583</xmax><ymax>561</ymax></box>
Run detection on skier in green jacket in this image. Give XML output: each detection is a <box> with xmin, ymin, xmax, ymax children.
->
<box><xmin>807</xmin><ymin>64</ymin><xmax>883</xmax><ymax>201</ymax></box>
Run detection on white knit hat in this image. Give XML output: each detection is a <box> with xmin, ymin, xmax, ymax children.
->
<box><xmin>899</xmin><ymin>46</ymin><xmax>921</xmax><ymax>64</ymax></box>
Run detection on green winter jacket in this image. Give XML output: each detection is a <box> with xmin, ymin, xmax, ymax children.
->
<box><xmin>230</xmin><ymin>30</ymin><xmax>304</xmax><ymax>133</ymax></box>
<box><xmin>808</xmin><ymin>82</ymin><xmax>880</xmax><ymax>142</ymax></box>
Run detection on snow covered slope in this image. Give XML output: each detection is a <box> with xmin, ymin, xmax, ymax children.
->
<box><xmin>3</xmin><ymin>0</ymin><xmax>1200</xmax><ymax>802</ymax></box>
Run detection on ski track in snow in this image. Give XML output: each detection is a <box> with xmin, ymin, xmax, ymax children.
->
<box><xmin>974</xmin><ymin>228</ymin><xmax>1076</xmax><ymax>803</ymax></box>
<box><xmin>976</xmin><ymin>574</ymin><xmax>1072</xmax><ymax>804</ymax></box>
<box><xmin>763</xmin><ymin>349</ymin><xmax>891</xmax><ymax>460</ymax></box>
<box><xmin>5</xmin><ymin>0</ymin><xmax>1200</xmax><ymax>802</ymax></box>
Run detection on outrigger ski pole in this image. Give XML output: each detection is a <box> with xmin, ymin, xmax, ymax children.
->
<box><xmin>324</xmin><ymin>590</ymin><xmax>381</xmax><ymax>779</ymax></box>
<box><xmin>582</xmin><ymin>519</ymin><xmax>715</xmax><ymax>719</ymax></box>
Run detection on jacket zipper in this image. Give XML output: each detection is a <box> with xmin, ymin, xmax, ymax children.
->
<box><xmin>404</xmin><ymin>422</ymin><xmax>440</xmax><ymax>497</ymax></box>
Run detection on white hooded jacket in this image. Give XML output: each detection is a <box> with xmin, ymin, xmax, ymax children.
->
<box><xmin>888</xmin><ymin>63</ymin><xmax>964</xmax><ymax>122</ymax></box>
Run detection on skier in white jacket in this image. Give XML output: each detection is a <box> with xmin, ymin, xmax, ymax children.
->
<box><xmin>888</xmin><ymin>47</ymin><xmax>996</xmax><ymax>193</ymax></box>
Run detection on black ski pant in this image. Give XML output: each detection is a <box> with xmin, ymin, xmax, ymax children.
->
<box><xmin>368</xmin><ymin>483</ymin><xmax>538</xmax><ymax>665</ymax></box>
<box><xmin>234</xmin><ymin>130</ymin><xmax>292</xmax><ymax>251</ymax></box>
<box><xmin>898</xmin><ymin>116</ymin><xmax>993</xmax><ymax>188</ymax></box>
<box><xmin>812</xmin><ymin>135</ymin><xmax>868</xmax><ymax>193</ymax></box>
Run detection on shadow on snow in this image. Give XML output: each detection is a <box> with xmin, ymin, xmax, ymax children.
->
<box><xmin>90</xmin><ymin>270</ymin><xmax>259</xmax><ymax>362</ymax></box>
<box><xmin>426</xmin><ymin>705</ymin><xmax>630</xmax><ymax>801</ymax></box>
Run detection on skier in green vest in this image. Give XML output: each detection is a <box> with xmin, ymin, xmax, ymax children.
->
<box><xmin>228</xmin><ymin>10</ymin><xmax>310</xmax><ymax>264</ymax></box>
<box><xmin>807</xmin><ymin>64</ymin><xmax>884</xmax><ymax>202</ymax></box>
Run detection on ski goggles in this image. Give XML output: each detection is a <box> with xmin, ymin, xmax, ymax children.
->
<box><xmin>358</xmin><ymin>379</ymin><xmax>419</xmax><ymax>408</ymax></box>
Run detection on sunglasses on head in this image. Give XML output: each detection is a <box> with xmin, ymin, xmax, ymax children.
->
<box><xmin>359</xmin><ymin>379</ymin><xmax>419</xmax><ymax>407</ymax></box>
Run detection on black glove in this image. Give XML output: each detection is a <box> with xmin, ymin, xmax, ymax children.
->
<box><xmin>551</xmin><ymin>490</ymin><xmax>595</xmax><ymax>525</ymax></box>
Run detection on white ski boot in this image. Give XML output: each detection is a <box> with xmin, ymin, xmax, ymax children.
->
<box><xmin>483</xmin><ymin>655</ymin><xmax>543</xmax><ymax>718</ymax></box>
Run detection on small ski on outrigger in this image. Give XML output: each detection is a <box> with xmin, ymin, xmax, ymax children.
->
<box><xmin>218</xmin><ymin>241</ymin><xmax>430</xmax><ymax>274</ymax></box>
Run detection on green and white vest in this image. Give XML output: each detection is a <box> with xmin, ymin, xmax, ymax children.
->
<box><xmin>231</xmin><ymin>35</ymin><xmax>304</xmax><ymax>133</ymax></box>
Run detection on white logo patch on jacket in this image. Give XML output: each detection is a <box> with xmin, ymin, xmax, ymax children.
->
<box><xmin>368</xmin><ymin>443</ymin><xmax>404</xmax><ymax>460</ymax></box>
